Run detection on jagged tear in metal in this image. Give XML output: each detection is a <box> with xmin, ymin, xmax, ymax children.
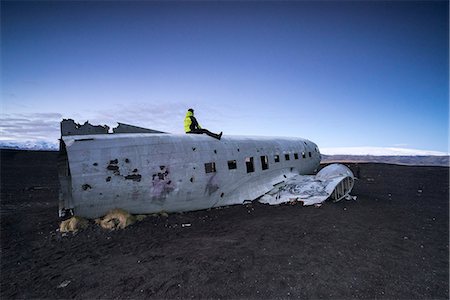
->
<box><xmin>58</xmin><ymin>120</ymin><xmax>355</xmax><ymax>218</ymax></box>
<box><xmin>60</xmin><ymin>119</ymin><xmax>166</xmax><ymax>136</ymax></box>
<box><xmin>258</xmin><ymin>164</ymin><xmax>354</xmax><ymax>206</ymax></box>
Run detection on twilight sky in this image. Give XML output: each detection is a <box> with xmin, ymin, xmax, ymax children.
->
<box><xmin>1</xmin><ymin>1</ymin><xmax>449</xmax><ymax>153</ymax></box>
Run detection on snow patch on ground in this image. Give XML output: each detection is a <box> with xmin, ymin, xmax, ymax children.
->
<box><xmin>0</xmin><ymin>140</ymin><xmax>59</xmax><ymax>151</ymax></box>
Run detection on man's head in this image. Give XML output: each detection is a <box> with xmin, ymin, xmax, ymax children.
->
<box><xmin>188</xmin><ymin>108</ymin><xmax>194</xmax><ymax>113</ymax></box>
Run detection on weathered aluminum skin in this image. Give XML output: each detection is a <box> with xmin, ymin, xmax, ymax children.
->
<box><xmin>59</xmin><ymin>133</ymin><xmax>322</xmax><ymax>218</ymax></box>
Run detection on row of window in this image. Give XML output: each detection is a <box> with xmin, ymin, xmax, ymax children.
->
<box><xmin>204</xmin><ymin>151</ymin><xmax>313</xmax><ymax>174</ymax></box>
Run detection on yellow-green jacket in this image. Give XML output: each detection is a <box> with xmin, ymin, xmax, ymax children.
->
<box><xmin>184</xmin><ymin>111</ymin><xmax>201</xmax><ymax>133</ymax></box>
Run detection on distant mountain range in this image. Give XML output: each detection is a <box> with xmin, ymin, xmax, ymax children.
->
<box><xmin>0</xmin><ymin>141</ymin><xmax>59</xmax><ymax>151</ymax></box>
<box><xmin>318</xmin><ymin>147</ymin><xmax>449</xmax><ymax>166</ymax></box>
<box><xmin>319</xmin><ymin>147</ymin><xmax>449</xmax><ymax>166</ymax></box>
<box><xmin>0</xmin><ymin>141</ymin><xmax>448</xmax><ymax>166</ymax></box>
<box><xmin>321</xmin><ymin>155</ymin><xmax>449</xmax><ymax>167</ymax></box>
<box><xmin>320</xmin><ymin>147</ymin><xmax>448</xmax><ymax>156</ymax></box>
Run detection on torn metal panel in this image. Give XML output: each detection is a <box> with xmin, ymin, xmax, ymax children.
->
<box><xmin>113</xmin><ymin>123</ymin><xmax>166</xmax><ymax>134</ymax></box>
<box><xmin>258</xmin><ymin>164</ymin><xmax>355</xmax><ymax>206</ymax></box>
<box><xmin>61</xmin><ymin>119</ymin><xmax>110</xmax><ymax>136</ymax></box>
<box><xmin>61</xmin><ymin>119</ymin><xmax>165</xmax><ymax>136</ymax></box>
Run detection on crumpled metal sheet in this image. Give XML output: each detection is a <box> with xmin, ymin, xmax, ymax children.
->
<box><xmin>259</xmin><ymin>164</ymin><xmax>354</xmax><ymax>206</ymax></box>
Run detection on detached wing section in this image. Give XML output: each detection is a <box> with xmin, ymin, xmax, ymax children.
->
<box><xmin>259</xmin><ymin>164</ymin><xmax>355</xmax><ymax>206</ymax></box>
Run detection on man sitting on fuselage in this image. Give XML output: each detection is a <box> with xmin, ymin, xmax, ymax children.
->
<box><xmin>184</xmin><ymin>108</ymin><xmax>222</xmax><ymax>140</ymax></box>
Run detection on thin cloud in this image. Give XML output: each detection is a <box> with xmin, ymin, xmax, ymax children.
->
<box><xmin>83</xmin><ymin>102</ymin><xmax>189</xmax><ymax>134</ymax></box>
<box><xmin>0</xmin><ymin>103</ymin><xmax>247</xmax><ymax>146</ymax></box>
<box><xmin>0</xmin><ymin>113</ymin><xmax>62</xmax><ymax>142</ymax></box>
<box><xmin>82</xmin><ymin>101</ymin><xmax>238</xmax><ymax>134</ymax></box>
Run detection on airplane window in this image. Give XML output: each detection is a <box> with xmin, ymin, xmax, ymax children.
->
<box><xmin>228</xmin><ymin>160</ymin><xmax>237</xmax><ymax>170</ymax></box>
<box><xmin>205</xmin><ymin>162</ymin><xmax>216</xmax><ymax>173</ymax></box>
<box><xmin>274</xmin><ymin>155</ymin><xmax>280</xmax><ymax>162</ymax></box>
<box><xmin>302</xmin><ymin>152</ymin><xmax>306</xmax><ymax>159</ymax></box>
<box><xmin>309</xmin><ymin>152</ymin><xmax>312</xmax><ymax>157</ymax></box>
<box><xmin>294</xmin><ymin>153</ymin><xmax>299</xmax><ymax>160</ymax></box>
<box><xmin>285</xmin><ymin>154</ymin><xmax>290</xmax><ymax>161</ymax></box>
<box><xmin>260</xmin><ymin>155</ymin><xmax>269</xmax><ymax>170</ymax></box>
<box><xmin>245</xmin><ymin>157</ymin><xmax>254</xmax><ymax>173</ymax></box>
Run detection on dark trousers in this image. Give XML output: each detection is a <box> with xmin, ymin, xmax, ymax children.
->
<box><xmin>187</xmin><ymin>129</ymin><xmax>221</xmax><ymax>140</ymax></box>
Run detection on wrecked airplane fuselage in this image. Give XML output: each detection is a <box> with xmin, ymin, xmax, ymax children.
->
<box><xmin>58</xmin><ymin>120</ymin><xmax>354</xmax><ymax>218</ymax></box>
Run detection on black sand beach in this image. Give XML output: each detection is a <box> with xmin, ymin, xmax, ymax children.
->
<box><xmin>1</xmin><ymin>149</ymin><xmax>448</xmax><ymax>299</ymax></box>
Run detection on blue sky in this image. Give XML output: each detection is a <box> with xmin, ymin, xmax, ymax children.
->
<box><xmin>1</xmin><ymin>1</ymin><xmax>448</xmax><ymax>152</ymax></box>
